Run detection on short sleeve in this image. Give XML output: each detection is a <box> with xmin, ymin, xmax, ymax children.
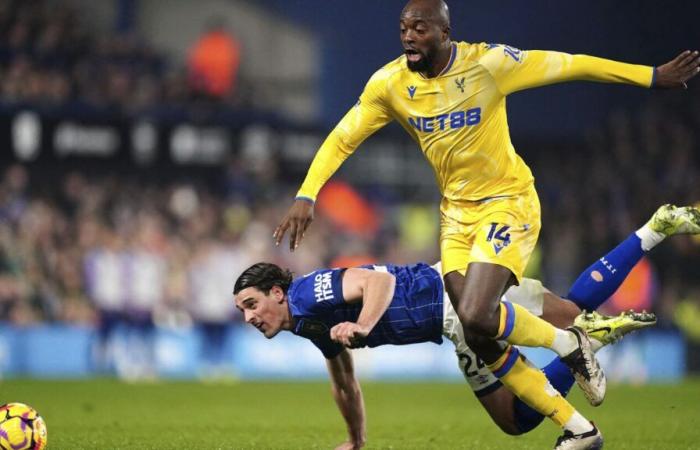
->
<box><xmin>288</xmin><ymin>268</ymin><xmax>347</xmax><ymax>317</ymax></box>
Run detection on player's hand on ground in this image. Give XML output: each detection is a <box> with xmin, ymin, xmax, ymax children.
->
<box><xmin>334</xmin><ymin>440</ymin><xmax>364</xmax><ymax>450</ymax></box>
<box><xmin>273</xmin><ymin>198</ymin><xmax>314</xmax><ymax>251</ymax></box>
<box><xmin>330</xmin><ymin>322</ymin><xmax>369</xmax><ymax>348</ymax></box>
<box><xmin>654</xmin><ymin>50</ymin><xmax>700</xmax><ymax>89</ymax></box>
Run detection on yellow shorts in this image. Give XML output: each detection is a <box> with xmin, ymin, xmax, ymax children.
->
<box><xmin>439</xmin><ymin>185</ymin><xmax>541</xmax><ymax>283</ymax></box>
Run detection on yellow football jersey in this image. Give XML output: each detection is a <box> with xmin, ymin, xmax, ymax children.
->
<box><xmin>297</xmin><ymin>42</ymin><xmax>654</xmax><ymax>202</ymax></box>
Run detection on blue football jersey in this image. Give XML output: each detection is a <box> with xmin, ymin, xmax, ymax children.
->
<box><xmin>287</xmin><ymin>262</ymin><xmax>444</xmax><ymax>359</ymax></box>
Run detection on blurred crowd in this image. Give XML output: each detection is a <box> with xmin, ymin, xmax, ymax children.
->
<box><xmin>0</xmin><ymin>0</ymin><xmax>241</xmax><ymax>116</ymax></box>
<box><xmin>0</xmin><ymin>163</ymin><xmax>413</xmax><ymax>329</ymax></box>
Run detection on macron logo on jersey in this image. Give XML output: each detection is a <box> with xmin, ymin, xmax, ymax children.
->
<box><xmin>314</xmin><ymin>272</ymin><xmax>334</xmax><ymax>302</ymax></box>
<box><xmin>408</xmin><ymin>107</ymin><xmax>482</xmax><ymax>133</ymax></box>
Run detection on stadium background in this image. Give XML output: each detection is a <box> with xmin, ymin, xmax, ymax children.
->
<box><xmin>1</xmin><ymin>0</ymin><xmax>700</xmax><ymax>396</ymax></box>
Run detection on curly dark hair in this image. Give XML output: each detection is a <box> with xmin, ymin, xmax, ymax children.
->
<box><xmin>233</xmin><ymin>262</ymin><xmax>294</xmax><ymax>295</ymax></box>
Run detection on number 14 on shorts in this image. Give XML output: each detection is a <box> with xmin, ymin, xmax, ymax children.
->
<box><xmin>486</xmin><ymin>223</ymin><xmax>511</xmax><ymax>254</ymax></box>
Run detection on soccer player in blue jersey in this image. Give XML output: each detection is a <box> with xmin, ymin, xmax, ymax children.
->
<box><xmin>244</xmin><ymin>205</ymin><xmax>700</xmax><ymax>450</ymax></box>
<box><xmin>272</xmin><ymin>1</ymin><xmax>700</xmax><ymax>447</ymax></box>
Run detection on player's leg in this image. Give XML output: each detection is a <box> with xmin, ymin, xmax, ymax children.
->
<box><xmin>441</xmin><ymin>191</ymin><xmax>604</xmax><ymax>446</ymax></box>
<box><xmin>528</xmin><ymin>283</ymin><xmax>656</xmax><ymax>341</ymax></box>
<box><xmin>566</xmin><ymin>204</ymin><xmax>700</xmax><ymax>312</ymax></box>
<box><xmin>505</xmin><ymin>203</ymin><xmax>700</xmax><ymax>433</ymax></box>
<box><xmin>474</xmin><ymin>361</ymin><xmax>580</xmax><ymax>437</ymax></box>
<box><xmin>505</xmin><ymin>266</ymin><xmax>661</xmax><ymax>433</ymax></box>
<box><xmin>444</xmin><ymin>293</ymin><xmax>567</xmax><ymax>437</ymax></box>
<box><xmin>499</xmin><ymin>206</ymin><xmax>700</xmax><ymax>332</ymax></box>
<box><xmin>447</xmin><ymin>307</ymin><xmax>650</xmax><ymax>437</ymax></box>
<box><xmin>511</xmin><ymin>292</ymin><xmax>656</xmax><ymax>434</ymax></box>
<box><xmin>442</xmin><ymin>192</ymin><xmax>604</xmax><ymax>407</ymax></box>
<box><xmin>444</xmin><ymin>209</ymin><xmax>670</xmax><ymax>436</ymax></box>
<box><xmin>454</xmin><ymin>346</ymin><xmax>577</xmax><ymax>437</ymax></box>
<box><xmin>444</xmin><ymin>269</ymin><xmax>597</xmax><ymax>438</ymax></box>
<box><xmin>461</xmin><ymin>291</ymin><xmax>653</xmax><ymax>436</ymax></box>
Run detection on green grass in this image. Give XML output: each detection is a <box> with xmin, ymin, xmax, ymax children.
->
<box><xmin>3</xmin><ymin>378</ymin><xmax>700</xmax><ymax>449</ymax></box>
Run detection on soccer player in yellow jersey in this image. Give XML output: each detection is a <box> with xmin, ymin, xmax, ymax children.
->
<box><xmin>273</xmin><ymin>1</ymin><xmax>700</xmax><ymax>448</ymax></box>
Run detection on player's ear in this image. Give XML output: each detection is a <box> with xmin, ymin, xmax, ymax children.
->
<box><xmin>441</xmin><ymin>26</ymin><xmax>450</xmax><ymax>42</ymax></box>
<box><xmin>271</xmin><ymin>285</ymin><xmax>285</xmax><ymax>303</ymax></box>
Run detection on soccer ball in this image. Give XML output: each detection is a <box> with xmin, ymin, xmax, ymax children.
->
<box><xmin>0</xmin><ymin>403</ymin><xmax>47</xmax><ymax>450</ymax></box>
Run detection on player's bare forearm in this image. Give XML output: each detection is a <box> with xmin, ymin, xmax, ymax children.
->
<box><xmin>356</xmin><ymin>271</ymin><xmax>395</xmax><ymax>331</ymax></box>
<box><xmin>331</xmin><ymin>269</ymin><xmax>396</xmax><ymax>347</ymax></box>
<box><xmin>327</xmin><ymin>351</ymin><xmax>366</xmax><ymax>449</ymax></box>
<box><xmin>332</xmin><ymin>383</ymin><xmax>366</xmax><ymax>449</ymax></box>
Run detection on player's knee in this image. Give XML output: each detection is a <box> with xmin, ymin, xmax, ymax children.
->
<box><xmin>463</xmin><ymin>316</ymin><xmax>490</xmax><ymax>337</ymax></box>
<box><xmin>457</xmin><ymin>303</ymin><xmax>499</xmax><ymax>337</ymax></box>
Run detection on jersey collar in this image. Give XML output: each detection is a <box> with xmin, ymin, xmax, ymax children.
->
<box><xmin>438</xmin><ymin>42</ymin><xmax>457</xmax><ymax>76</ymax></box>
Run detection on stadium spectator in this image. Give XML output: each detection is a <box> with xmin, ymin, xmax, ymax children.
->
<box><xmin>84</xmin><ymin>228</ymin><xmax>127</xmax><ymax>373</ymax></box>
<box><xmin>187</xmin><ymin>237</ymin><xmax>244</xmax><ymax>378</ymax></box>
<box><xmin>187</xmin><ymin>19</ymin><xmax>241</xmax><ymax>100</ymax></box>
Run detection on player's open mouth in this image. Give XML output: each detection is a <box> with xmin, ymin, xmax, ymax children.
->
<box><xmin>405</xmin><ymin>49</ymin><xmax>422</xmax><ymax>62</ymax></box>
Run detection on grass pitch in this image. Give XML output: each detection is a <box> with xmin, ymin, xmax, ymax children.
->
<box><xmin>3</xmin><ymin>378</ymin><xmax>699</xmax><ymax>449</ymax></box>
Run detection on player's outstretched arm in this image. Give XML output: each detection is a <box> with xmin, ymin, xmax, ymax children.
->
<box><xmin>330</xmin><ymin>268</ymin><xmax>396</xmax><ymax>347</ymax></box>
<box><xmin>326</xmin><ymin>349</ymin><xmax>366</xmax><ymax>450</ymax></box>
<box><xmin>481</xmin><ymin>44</ymin><xmax>699</xmax><ymax>95</ymax></box>
<box><xmin>653</xmin><ymin>50</ymin><xmax>700</xmax><ymax>89</ymax></box>
<box><xmin>274</xmin><ymin>70</ymin><xmax>392</xmax><ymax>251</ymax></box>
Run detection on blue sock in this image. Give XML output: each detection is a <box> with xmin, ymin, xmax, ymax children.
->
<box><xmin>514</xmin><ymin>358</ymin><xmax>575</xmax><ymax>433</ymax></box>
<box><xmin>566</xmin><ymin>233</ymin><xmax>645</xmax><ymax>311</ymax></box>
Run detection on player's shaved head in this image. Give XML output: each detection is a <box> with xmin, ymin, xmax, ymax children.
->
<box><xmin>400</xmin><ymin>0</ymin><xmax>451</xmax><ymax>75</ymax></box>
<box><xmin>401</xmin><ymin>0</ymin><xmax>450</xmax><ymax>30</ymax></box>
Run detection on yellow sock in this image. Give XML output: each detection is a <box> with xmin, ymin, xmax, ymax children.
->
<box><xmin>488</xmin><ymin>346</ymin><xmax>575</xmax><ymax>427</ymax></box>
<box><xmin>495</xmin><ymin>301</ymin><xmax>556</xmax><ymax>348</ymax></box>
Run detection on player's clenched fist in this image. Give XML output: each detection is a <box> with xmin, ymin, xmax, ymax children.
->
<box><xmin>330</xmin><ymin>322</ymin><xmax>369</xmax><ymax>348</ymax></box>
<box><xmin>273</xmin><ymin>198</ymin><xmax>314</xmax><ymax>251</ymax></box>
